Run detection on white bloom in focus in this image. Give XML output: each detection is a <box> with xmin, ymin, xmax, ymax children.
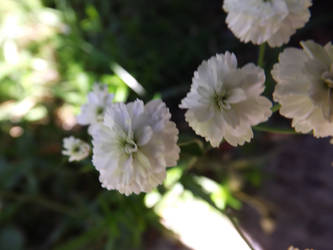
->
<box><xmin>223</xmin><ymin>0</ymin><xmax>312</xmax><ymax>47</ymax></box>
<box><xmin>77</xmin><ymin>84</ymin><xmax>114</xmax><ymax>131</ymax></box>
<box><xmin>272</xmin><ymin>40</ymin><xmax>333</xmax><ymax>137</ymax></box>
<box><xmin>179</xmin><ymin>52</ymin><xmax>272</xmax><ymax>147</ymax></box>
<box><xmin>91</xmin><ymin>99</ymin><xmax>180</xmax><ymax>195</ymax></box>
<box><xmin>62</xmin><ymin>136</ymin><xmax>90</xmax><ymax>162</ymax></box>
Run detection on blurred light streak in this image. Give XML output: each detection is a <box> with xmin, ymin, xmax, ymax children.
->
<box><xmin>110</xmin><ymin>63</ymin><xmax>146</xmax><ymax>96</ymax></box>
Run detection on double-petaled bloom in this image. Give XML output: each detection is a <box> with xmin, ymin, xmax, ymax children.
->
<box><xmin>91</xmin><ymin>99</ymin><xmax>180</xmax><ymax>195</ymax></box>
<box><xmin>223</xmin><ymin>0</ymin><xmax>312</xmax><ymax>47</ymax></box>
<box><xmin>180</xmin><ymin>52</ymin><xmax>272</xmax><ymax>147</ymax></box>
<box><xmin>62</xmin><ymin>136</ymin><xmax>90</xmax><ymax>162</ymax></box>
<box><xmin>272</xmin><ymin>40</ymin><xmax>333</xmax><ymax>137</ymax></box>
<box><xmin>77</xmin><ymin>84</ymin><xmax>114</xmax><ymax>132</ymax></box>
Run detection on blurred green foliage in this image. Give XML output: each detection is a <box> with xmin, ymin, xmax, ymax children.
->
<box><xmin>0</xmin><ymin>0</ymin><xmax>255</xmax><ymax>248</ymax></box>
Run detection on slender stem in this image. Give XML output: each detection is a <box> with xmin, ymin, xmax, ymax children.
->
<box><xmin>271</xmin><ymin>103</ymin><xmax>281</xmax><ymax>113</ymax></box>
<box><xmin>0</xmin><ymin>190</ymin><xmax>77</xmax><ymax>217</ymax></box>
<box><xmin>257</xmin><ymin>43</ymin><xmax>266</xmax><ymax>68</ymax></box>
<box><xmin>224</xmin><ymin>210</ymin><xmax>256</xmax><ymax>250</ymax></box>
<box><xmin>234</xmin><ymin>191</ymin><xmax>270</xmax><ymax>217</ymax></box>
<box><xmin>253</xmin><ymin>124</ymin><xmax>297</xmax><ymax>135</ymax></box>
<box><xmin>328</xmin><ymin>88</ymin><xmax>332</xmax><ymax>121</ymax></box>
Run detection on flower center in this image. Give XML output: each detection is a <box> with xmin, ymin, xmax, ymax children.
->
<box><xmin>215</xmin><ymin>94</ymin><xmax>231</xmax><ymax>110</ymax></box>
<box><xmin>96</xmin><ymin>106</ymin><xmax>104</xmax><ymax>115</ymax></box>
<box><xmin>214</xmin><ymin>88</ymin><xmax>246</xmax><ymax>111</ymax></box>
<box><xmin>320</xmin><ymin>64</ymin><xmax>333</xmax><ymax>122</ymax></box>
<box><xmin>96</xmin><ymin>106</ymin><xmax>104</xmax><ymax>122</ymax></box>
<box><xmin>72</xmin><ymin>145</ymin><xmax>80</xmax><ymax>153</ymax></box>
<box><xmin>321</xmin><ymin>65</ymin><xmax>333</xmax><ymax>89</ymax></box>
<box><xmin>124</xmin><ymin>139</ymin><xmax>138</xmax><ymax>154</ymax></box>
<box><xmin>320</xmin><ymin>65</ymin><xmax>333</xmax><ymax>122</ymax></box>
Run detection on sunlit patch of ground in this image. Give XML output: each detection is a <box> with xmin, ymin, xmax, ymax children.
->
<box><xmin>146</xmin><ymin>183</ymin><xmax>261</xmax><ymax>250</ymax></box>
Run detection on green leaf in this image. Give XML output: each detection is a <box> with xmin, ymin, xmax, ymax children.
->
<box><xmin>164</xmin><ymin>167</ymin><xmax>183</xmax><ymax>188</ymax></box>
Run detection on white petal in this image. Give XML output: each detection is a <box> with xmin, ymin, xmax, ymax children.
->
<box><xmin>301</xmin><ymin>40</ymin><xmax>332</xmax><ymax>67</ymax></box>
<box><xmin>137</xmin><ymin>126</ymin><xmax>153</xmax><ymax>146</ymax></box>
<box><xmin>185</xmin><ymin>109</ymin><xmax>224</xmax><ymax>147</ymax></box>
<box><xmin>273</xmin><ymin>40</ymin><xmax>333</xmax><ymax>137</ymax></box>
<box><xmin>223</xmin><ymin>0</ymin><xmax>311</xmax><ymax>47</ymax></box>
<box><xmin>227</xmin><ymin>88</ymin><xmax>247</xmax><ymax>104</ymax></box>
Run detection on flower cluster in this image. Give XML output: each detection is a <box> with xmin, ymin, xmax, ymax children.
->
<box><xmin>223</xmin><ymin>0</ymin><xmax>312</xmax><ymax>47</ymax></box>
<box><xmin>61</xmin><ymin>1</ymin><xmax>332</xmax><ymax>197</ymax></box>
<box><xmin>63</xmin><ymin>84</ymin><xmax>180</xmax><ymax>195</ymax></box>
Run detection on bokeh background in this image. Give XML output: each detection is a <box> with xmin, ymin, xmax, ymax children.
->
<box><xmin>1</xmin><ymin>0</ymin><xmax>333</xmax><ymax>249</ymax></box>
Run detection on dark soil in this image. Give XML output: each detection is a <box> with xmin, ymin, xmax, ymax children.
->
<box><xmin>238</xmin><ymin>136</ymin><xmax>333</xmax><ymax>250</ymax></box>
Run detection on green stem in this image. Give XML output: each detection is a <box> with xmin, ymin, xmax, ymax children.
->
<box><xmin>253</xmin><ymin>124</ymin><xmax>297</xmax><ymax>135</ymax></box>
<box><xmin>224</xmin><ymin>211</ymin><xmax>256</xmax><ymax>250</ymax></box>
<box><xmin>271</xmin><ymin>103</ymin><xmax>281</xmax><ymax>113</ymax></box>
<box><xmin>257</xmin><ymin>43</ymin><xmax>266</xmax><ymax>68</ymax></box>
<box><xmin>0</xmin><ymin>190</ymin><xmax>77</xmax><ymax>217</ymax></box>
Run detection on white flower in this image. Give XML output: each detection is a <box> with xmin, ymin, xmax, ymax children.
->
<box><xmin>287</xmin><ymin>247</ymin><xmax>300</xmax><ymax>250</ymax></box>
<box><xmin>272</xmin><ymin>40</ymin><xmax>333</xmax><ymax>137</ymax></box>
<box><xmin>223</xmin><ymin>0</ymin><xmax>312</xmax><ymax>47</ymax></box>
<box><xmin>62</xmin><ymin>136</ymin><xmax>90</xmax><ymax>162</ymax></box>
<box><xmin>179</xmin><ymin>52</ymin><xmax>272</xmax><ymax>147</ymax></box>
<box><xmin>77</xmin><ymin>84</ymin><xmax>114</xmax><ymax>131</ymax></box>
<box><xmin>91</xmin><ymin>99</ymin><xmax>180</xmax><ymax>195</ymax></box>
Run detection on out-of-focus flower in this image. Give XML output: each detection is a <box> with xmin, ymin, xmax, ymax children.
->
<box><xmin>223</xmin><ymin>0</ymin><xmax>312</xmax><ymax>47</ymax></box>
<box><xmin>77</xmin><ymin>84</ymin><xmax>114</xmax><ymax>132</ymax></box>
<box><xmin>288</xmin><ymin>246</ymin><xmax>314</xmax><ymax>250</ymax></box>
<box><xmin>55</xmin><ymin>104</ymin><xmax>76</xmax><ymax>130</ymax></box>
<box><xmin>179</xmin><ymin>52</ymin><xmax>272</xmax><ymax>147</ymax></box>
<box><xmin>91</xmin><ymin>99</ymin><xmax>180</xmax><ymax>195</ymax></box>
<box><xmin>272</xmin><ymin>40</ymin><xmax>333</xmax><ymax>137</ymax></box>
<box><xmin>288</xmin><ymin>247</ymin><xmax>300</xmax><ymax>250</ymax></box>
<box><xmin>62</xmin><ymin>136</ymin><xmax>90</xmax><ymax>162</ymax></box>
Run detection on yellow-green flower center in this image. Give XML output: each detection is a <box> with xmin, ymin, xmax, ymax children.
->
<box><xmin>215</xmin><ymin>94</ymin><xmax>231</xmax><ymax>110</ymax></box>
<box><xmin>124</xmin><ymin>139</ymin><xmax>138</xmax><ymax>154</ymax></box>
<box><xmin>72</xmin><ymin>145</ymin><xmax>80</xmax><ymax>153</ymax></box>
<box><xmin>96</xmin><ymin>106</ymin><xmax>104</xmax><ymax>122</ymax></box>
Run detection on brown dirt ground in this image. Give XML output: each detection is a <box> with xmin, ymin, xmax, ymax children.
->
<box><xmin>238</xmin><ymin>136</ymin><xmax>333</xmax><ymax>250</ymax></box>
